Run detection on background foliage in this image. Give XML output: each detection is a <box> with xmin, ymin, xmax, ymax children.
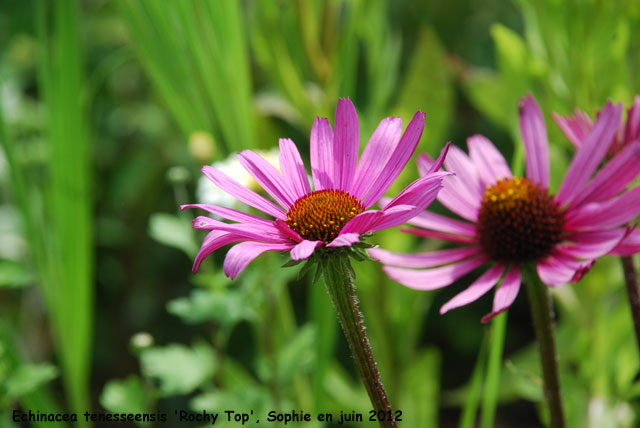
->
<box><xmin>0</xmin><ymin>0</ymin><xmax>639</xmax><ymax>427</ymax></box>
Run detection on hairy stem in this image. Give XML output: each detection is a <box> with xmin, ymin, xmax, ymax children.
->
<box><xmin>322</xmin><ymin>256</ymin><xmax>397</xmax><ymax>428</ymax></box>
<box><xmin>621</xmin><ymin>256</ymin><xmax>640</xmax><ymax>354</ymax></box>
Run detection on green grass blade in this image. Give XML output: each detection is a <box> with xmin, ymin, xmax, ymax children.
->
<box><xmin>480</xmin><ymin>311</ymin><xmax>507</xmax><ymax>428</ymax></box>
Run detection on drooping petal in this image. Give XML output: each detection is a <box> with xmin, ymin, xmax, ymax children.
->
<box><xmin>274</xmin><ymin>219</ymin><xmax>303</xmax><ymax>243</ymax></box>
<box><xmin>369</xmin><ymin>246</ymin><xmax>482</xmax><ymax>268</ymax></box>
<box><xmin>181</xmin><ymin>203</ymin><xmax>273</xmax><ymax>226</ymax></box>
<box><xmin>481</xmin><ymin>265</ymin><xmax>521</xmax><ymax>323</ymax></box>
<box><xmin>406</xmin><ymin>211</ymin><xmax>476</xmax><ymax>238</ymax></box>
<box><xmin>441</xmin><ymin>263</ymin><xmax>506</xmax><ymax>314</ymax></box>
<box><xmin>327</xmin><ymin>233</ymin><xmax>360</xmax><ymax>247</ymax></box>
<box><xmin>202</xmin><ymin>166</ymin><xmax>286</xmax><ymax>220</ymax></box>
<box><xmin>565</xmin><ymin>186</ymin><xmax>640</xmax><ymax>230</ymax></box>
<box><xmin>193</xmin><ymin>231</ymin><xmax>244</xmax><ymax>273</ymax></box>
<box><xmin>568</xmin><ymin>141</ymin><xmax>640</xmax><ymax>209</ymax></box>
<box><xmin>279</xmin><ymin>138</ymin><xmax>311</xmax><ymax>199</ymax></box>
<box><xmin>351</xmin><ymin>117</ymin><xmax>403</xmax><ymax>200</ymax></box>
<box><xmin>537</xmin><ymin>251</ymin><xmax>594</xmax><ymax>287</ymax></box>
<box><xmin>237</xmin><ymin>150</ymin><xmax>296</xmax><ymax>209</ymax></box>
<box><xmin>333</xmin><ymin>97</ymin><xmax>360</xmax><ymax>192</ymax></box>
<box><xmin>559</xmin><ymin>228</ymin><xmax>630</xmax><ymax>259</ymax></box>
<box><xmin>192</xmin><ymin>216</ymin><xmax>287</xmax><ymax>243</ymax></box>
<box><xmin>382</xmin><ymin>256</ymin><xmax>488</xmax><ymax>290</ymax></box>
<box><xmin>519</xmin><ymin>95</ymin><xmax>550</xmax><ymax>188</ymax></box>
<box><xmin>291</xmin><ymin>240</ymin><xmax>322</xmax><ymax>260</ymax></box>
<box><xmin>556</xmin><ymin>102</ymin><xmax>623</xmax><ymax>206</ymax></box>
<box><xmin>310</xmin><ymin>117</ymin><xmax>335</xmax><ymax>190</ymax></box>
<box><xmin>361</xmin><ymin>111</ymin><xmax>426</xmax><ymax>208</ymax></box>
<box><xmin>224</xmin><ymin>242</ymin><xmax>295</xmax><ymax>279</ymax></box>
<box><xmin>341</xmin><ymin>210</ymin><xmax>384</xmax><ymax>235</ymax></box>
<box><xmin>467</xmin><ymin>135</ymin><xmax>512</xmax><ymax>186</ymax></box>
<box><xmin>610</xmin><ymin>229</ymin><xmax>640</xmax><ymax>256</ymax></box>
<box><xmin>443</xmin><ymin>144</ymin><xmax>483</xmax><ymax>201</ymax></box>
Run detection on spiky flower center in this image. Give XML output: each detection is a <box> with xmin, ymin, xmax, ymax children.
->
<box><xmin>476</xmin><ymin>177</ymin><xmax>565</xmax><ymax>262</ymax></box>
<box><xmin>286</xmin><ymin>190</ymin><xmax>365</xmax><ymax>244</ymax></box>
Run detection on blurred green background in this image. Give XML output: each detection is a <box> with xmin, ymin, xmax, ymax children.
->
<box><xmin>0</xmin><ymin>0</ymin><xmax>639</xmax><ymax>427</ymax></box>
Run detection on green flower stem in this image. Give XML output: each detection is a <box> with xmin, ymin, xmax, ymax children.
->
<box><xmin>621</xmin><ymin>256</ymin><xmax>640</xmax><ymax>354</ymax></box>
<box><xmin>480</xmin><ymin>311</ymin><xmax>507</xmax><ymax>428</ymax></box>
<box><xmin>322</xmin><ymin>256</ymin><xmax>397</xmax><ymax>428</ymax></box>
<box><xmin>523</xmin><ymin>266</ymin><xmax>565</xmax><ymax>428</ymax></box>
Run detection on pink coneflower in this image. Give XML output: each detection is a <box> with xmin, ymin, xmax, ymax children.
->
<box><xmin>370</xmin><ymin>95</ymin><xmax>640</xmax><ymax>322</ymax></box>
<box><xmin>182</xmin><ymin>98</ymin><xmax>449</xmax><ymax>278</ymax></box>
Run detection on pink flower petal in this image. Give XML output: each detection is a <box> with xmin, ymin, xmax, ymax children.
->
<box><xmin>565</xmin><ymin>186</ymin><xmax>640</xmax><ymax>230</ymax></box>
<box><xmin>382</xmin><ymin>256</ymin><xmax>488</xmax><ymax>290</ymax></box>
<box><xmin>552</xmin><ymin>110</ymin><xmax>593</xmax><ymax>149</ymax></box>
<box><xmin>279</xmin><ymin>138</ymin><xmax>311</xmax><ymax>199</ymax></box>
<box><xmin>327</xmin><ymin>233</ymin><xmax>360</xmax><ymax>247</ymax></box>
<box><xmin>467</xmin><ymin>134</ymin><xmax>512</xmax><ymax>186</ymax></box>
<box><xmin>341</xmin><ymin>210</ymin><xmax>384</xmax><ymax>234</ymax></box>
<box><xmin>274</xmin><ymin>219</ymin><xmax>303</xmax><ymax>243</ymax></box>
<box><xmin>559</xmin><ymin>228</ymin><xmax>630</xmax><ymax>259</ymax></box>
<box><xmin>568</xmin><ymin>141</ymin><xmax>640</xmax><ymax>209</ymax></box>
<box><xmin>481</xmin><ymin>265</ymin><xmax>521</xmax><ymax>323</ymax></box>
<box><xmin>519</xmin><ymin>95</ymin><xmax>550</xmax><ymax>188</ymax></box>
<box><xmin>369</xmin><ymin>246</ymin><xmax>482</xmax><ymax>268</ymax></box>
<box><xmin>624</xmin><ymin>96</ymin><xmax>640</xmax><ymax>144</ymax></box>
<box><xmin>181</xmin><ymin>204</ymin><xmax>273</xmax><ymax>226</ymax></box>
<box><xmin>610</xmin><ymin>229</ymin><xmax>640</xmax><ymax>256</ymax></box>
<box><xmin>310</xmin><ymin>117</ymin><xmax>335</xmax><ymax>190</ymax></box>
<box><xmin>202</xmin><ymin>166</ymin><xmax>286</xmax><ymax>220</ymax></box>
<box><xmin>333</xmin><ymin>97</ymin><xmax>359</xmax><ymax>192</ymax></box>
<box><xmin>193</xmin><ymin>231</ymin><xmax>244</xmax><ymax>273</ymax></box>
<box><xmin>407</xmin><ymin>211</ymin><xmax>476</xmax><ymax>238</ymax></box>
<box><xmin>291</xmin><ymin>240</ymin><xmax>322</xmax><ymax>260</ymax></box>
<box><xmin>192</xmin><ymin>216</ymin><xmax>287</xmax><ymax>243</ymax></box>
<box><xmin>361</xmin><ymin>111</ymin><xmax>426</xmax><ymax>208</ymax></box>
<box><xmin>556</xmin><ymin>102</ymin><xmax>623</xmax><ymax>206</ymax></box>
<box><xmin>369</xmin><ymin>205</ymin><xmax>418</xmax><ymax>232</ymax></box>
<box><xmin>443</xmin><ymin>144</ymin><xmax>483</xmax><ymax>201</ymax></box>
<box><xmin>400</xmin><ymin>226</ymin><xmax>478</xmax><ymax>244</ymax></box>
<box><xmin>237</xmin><ymin>150</ymin><xmax>296</xmax><ymax>209</ymax></box>
<box><xmin>351</xmin><ymin>117</ymin><xmax>403</xmax><ymax>200</ymax></box>
<box><xmin>441</xmin><ymin>263</ymin><xmax>506</xmax><ymax>314</ymax></box>
<box><xmin>224</xmin><ymin>241</ymin><xmax>294</xmax><ymax>279</ymax></box>
<box><xmin>537</xmin><ymin>251</ymin><xmax>594</xmax><ymax>287</ymax></box>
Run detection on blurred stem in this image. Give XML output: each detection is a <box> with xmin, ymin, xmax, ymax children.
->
<box><xmin>621</xmin><ymin>256</ymin><xmax>640</xmax><ymax>354</ymax></box>
<box><xmin>459</xmin><ymin>337</ymin><xmax>487</xmax><ymax>428</ymax></box>
<box><xmin>480</xmin><ymin>311</ymin><xmax>507</xmax><ymax>428</ymax></box>
<box><xmin>322</xmin><ymin>256</ymin><xmax>397</xmax><ymax>428</ymax></box>
<box><xmin>523</xmin><ymin>266</ymin><xmax>565</xmax><ymax>428</ymax></box>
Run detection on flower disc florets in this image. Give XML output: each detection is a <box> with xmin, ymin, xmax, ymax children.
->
<box><xmin>476</xmin><ymin>177</ymin><xmax>565</xmax><ymax>262</ymax></box>
<box><xmin>287</xmin><ymin>189</ymin><xmax>365</xmax><ymax>244</ymax></box>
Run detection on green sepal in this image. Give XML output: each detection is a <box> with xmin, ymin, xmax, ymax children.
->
<box><xmin>282</xmin><ymin>258</ymin><xmax>303</xmax><ymax>268</ymax></box>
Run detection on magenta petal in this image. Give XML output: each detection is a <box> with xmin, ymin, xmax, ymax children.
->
<box><xmin>407</xmin><ymin>211</ymin><xmax>476</xmax><ymax>237</ymax></box>
<box><xmin>610</xmin><ymin>229</ymin><xmax>640</xmax><ymax>256</ymax></box>
<box><xmin>559</xmin><ymin>228</ymin><xmax>629</xmax><ymax>259</ymax></box>
<box><xmin>351</xmin><ymin>117</ymin><xmax>403</xmax><ymax>200</ymax></box>
<box><xmin>519</xmin><ymin>95</ymin><xmax>550</xmax><ymax>188</ymax></box>
<box><xmin>481</xmin><ymin>265</ymin><xmax>521</xmax><ymax>323</ymax></box>
<box><xmin>401</xmin><ymin>226</ymin><xmax>477</xmax><ymax>244</ymax></box>
<box><xmin>625</xmin><ymin>96</ymin><xmax>640</xmax><ymax>143</ymax></box>
<box><xmin>568</xmin><ymin>141</ymin><xmax>640</xmax><ymax>209</ymax></box>
<box><xmin>537</xmin><ymin>251</ymin><xmax>593</xmax><ymax>287</ymax></box>
<box><xmin>193</xmin><ymin>231</ymin><xmax>243</xmax><ymax>273</ymax></box>
<box><xmin>274</xmin><ymin>219</ymin><xmax>303</xmax><ymax>243</ymax></box>
<box><xmin>327</xmin><ymin>233</ymin><xmax>360</xmax><ymax>247</ymax></box>
<box><xmin>333</xmin><ymin>98</ymin><xmax>360</xmax><ymax>192</ymax></box>
<box><xmin>362</xmin><ymin>111</ymin><xmax>426</xmax><ymax>208</ymax></box>
<box><xmin>565</xmin><ymin>186</ymin><xmax>640</xmax><ymax>230</ymax></box>
<box><xmin>382</xmin><ymin>256</ymin><xmax>488</xmax><ymax>290</ymax></box>
<box><xmin>443</xmin><ymin>144</ymin><xmax>483</xmax><ymax>201</ymax></box>
<box><xmin>201</xmin><ymin>165</ymin><xmax>286</xmax><ymax>220</ymax></box>
<box><xmin>552</xmin><ymin>110</ymin><xmax>593</xmax><ymax>149</ymax></box>
<box><xmin>467</xmin><ymin>135</ymin><xmax>512</xmax><ymax>186</ymax></box>
<box><xmin>369</xmin><ymin>246</ymin><xmax>482</xmax><ymax>268</ymax></box>
<box><xmin>192</xmin><ymin>216</ymin><xmax>287</xmax><ymax>243</ymax></box>
<box><xmin>556</xmin><ymin>102</ymin><xmax>623</xmax><ymax>205</ymax></box>
<box><xmin>291</xmin><ymin>240</ymin><xmax>322</xmax><ymax>260</ymax></box>
<box><xmin>181</xmin><ymin>204</ymin><xmax>273</xmax><ymax>226</ymax></box>
<box><xmin>441</xmin><ymin>263</ymin><xmax>506</xmax><ymax>314</ymax></box>
<box><xmin>224</xmin><ymin>242</ymin><xmax>294</xmax><ymax>279</ymax></box>
<box><xmin>237</xmin><ymin>150</ymin><xmax>296</xmax><ymax>209</ymax></box>
<box><xmin>279</xmin><ymin>138</ymin><xmax>311</xmax><ymax>199</ymax></box>
<box><xmin>342</xmin><ymin>210</ymin><xmax>384</xmax><ymax>234</ymax></box>
<box><xmin>310</xmin><ymin>117</ymin><xmax>335</xmax><ymax>190</ymax></box>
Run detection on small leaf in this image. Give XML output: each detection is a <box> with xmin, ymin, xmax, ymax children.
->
<box><xmin>281</xmin><ymin>258</ymin><xmax>303</xmax><ymax>268</ymax></box>
<box><xmin>5</xmin><ymin>363</ymin><xmax>58</xmax><ymax>398</ymax></box>
<box><xmin>148</xmin><ymin>213</ymin><xmax>197</xmax><ymax>256</ymax></box>
<box><xmin>0</xmin><ymin>261</ymin><xmax>33</xmax><ymax>288</ymax></box>
<box><xmin>100</xmin><ymin>376</ymin><xmax>147</xmax><ymax>414</ymax></box>
<box><xmin>140</xmin><ymin>343</ymin><xmax>215</xmax><ymax>396</ymax></box>
<box><xmin>167</xmin><ymin>289</ymin><xmax>255</xmax><ymax>326</ymax></box>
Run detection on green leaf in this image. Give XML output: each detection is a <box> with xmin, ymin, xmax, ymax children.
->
<box><xmin>277</xmin><ymin>324</ymin><xmax>316</xmax><ymax>382</ymax></box>
<box><xmin>148</xmin><ymin>213</ymin><xmax>197</xmax><ymax>256</ymax></box>
<box><xmin>5</xmin><ymin>363</ymin><xmax>59</xmax><ymax>399</ymax></box>
<box><xmin>140</xmin><ymin>343</ymin><xmax>215</xmax><ymax>396</ymax></box>
<box><xmin>0</xmin><ymin>261</ymin><xmax>33</xmax><ymax>288</ymax></box>
<box><xmin>167</xmin><ymin>289</ymin><xmax>256</xmax><ymax>326</ymax></box>
<box><xmin>100</xmin><ymin>376</ymin><xmax>147</xmax><ymax>414</ymax></box>
<box><xmin>281</xmin><ymin>258</ymin><xmax>303</xmax><ymax>268</ymax></box>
